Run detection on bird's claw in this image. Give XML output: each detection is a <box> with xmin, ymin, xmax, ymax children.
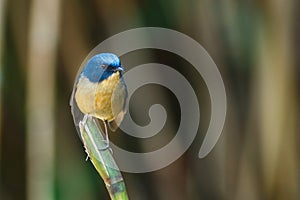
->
<box><xmin>97</xmin><ymin>140</ymin><xmax>112</xmax><ymax>153</ymax></box>
<box><xmin>80</xmin><ymin>114</ymin><xmax>113</xmax><ymax>154</ymax></box>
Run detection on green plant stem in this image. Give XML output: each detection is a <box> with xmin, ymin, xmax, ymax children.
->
<box><xmin>79</xmin><ymin>116</ymin><xmax>129</xmax><ymax>200</ymax></box>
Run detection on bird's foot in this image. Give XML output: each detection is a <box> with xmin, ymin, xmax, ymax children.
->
<box><xmin>79</xmin><ymin>114</ymin><xmax>91</xmax><ymax>131</ymax></box>
<box><xmin>98</xmin><ymin>140</ymin><xmax>113</xmax><ymax>154</ymax></box>
<box><xmin>80</xmin><ymin>114</ymin><xmax>113</xmax><ymax>153</ymax></box>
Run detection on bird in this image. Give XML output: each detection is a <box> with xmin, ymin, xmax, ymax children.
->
<box><xmin>74</xmin><ymin>53</ymin><xmax>127</xmax><ymax>149</ymax></box>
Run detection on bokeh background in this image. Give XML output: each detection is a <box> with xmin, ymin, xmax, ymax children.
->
<box><xmin>0</xmin><ymin>0</ymin><xmax>299</xmax><ymax>199</ymax></box>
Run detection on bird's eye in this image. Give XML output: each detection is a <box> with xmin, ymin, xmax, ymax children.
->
<box><xmin>101</xmin><ymin>65</ymin><xmax>106</xmax><ymax>70</ymax></box>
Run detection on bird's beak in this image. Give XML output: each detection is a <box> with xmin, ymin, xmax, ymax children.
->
<box><xmin>116</xmin><ymin>66</ymin><xmax>124</xmax><ymax>72</ymax></box>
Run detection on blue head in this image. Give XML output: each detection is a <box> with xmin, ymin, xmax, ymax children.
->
<box><xmin>81</xmin><ymin>53</ymin><xmax>123</xmax><ymax>83</ymax></box>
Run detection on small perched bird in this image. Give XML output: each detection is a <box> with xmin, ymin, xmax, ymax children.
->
<box><xmin>74</xmin><ymin>53</ymin><xmax>127</xmax><ymax>147</ymax></box>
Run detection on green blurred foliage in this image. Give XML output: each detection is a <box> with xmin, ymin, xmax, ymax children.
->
<box><xmin>0</xmin><ymin>0</ymin><xmax>299</xmax><ymax>200</ymax></box>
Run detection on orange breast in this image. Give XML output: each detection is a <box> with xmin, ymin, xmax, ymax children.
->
<box><xmin>95</xmin><ymin>72</ymin><xmax>126</xmax><ymax>121</ymax></box>
<box><xmin>75</xmin><ymin>72</ymin><xmax>126</xmax><ymax>122</ymax></box>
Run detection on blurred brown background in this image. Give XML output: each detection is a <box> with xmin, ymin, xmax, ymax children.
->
<box><xmin>0</xmin><ymin>0</ymin><xmax>299</xmax><ymax>200</ymax></box>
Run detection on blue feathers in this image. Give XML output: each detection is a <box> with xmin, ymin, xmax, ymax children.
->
<box><xmin>74</xmin><ymin>52</ymin><xmax>127</xmax><ymax>124</ymax></box>
<box><xmin>81</xmin><ymin>53</ymin><xmax>122</xmax><ymax>83</ymax></box>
